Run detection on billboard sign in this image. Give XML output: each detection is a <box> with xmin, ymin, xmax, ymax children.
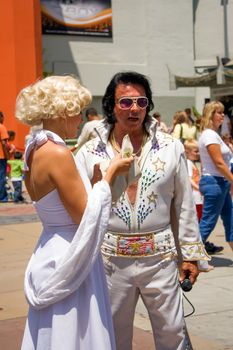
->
<box><xmin>41</xmin><ymin>0</ymin><xmax>112</xmax><ymax>37</ymax></box>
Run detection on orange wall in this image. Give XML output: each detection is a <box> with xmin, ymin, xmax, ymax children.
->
<box><xmin>0</xmin><ymin>0</ymin><xmax>43</xmax><ymax>151</ymax></box>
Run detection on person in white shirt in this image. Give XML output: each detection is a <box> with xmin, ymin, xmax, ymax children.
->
<box><xmin>77</xmin><ymin>107</ymin><xmax>102</xmax><ymax>148</ymax></box>
<box><xmin>152</xmin><ymin>111</ymin><xmax>168</xmax><ymax>132</ymax></box>
<box><xmin>198</xmin><ymin>100</ymin><xmax>233</xmax><ymax>255</ymax></box>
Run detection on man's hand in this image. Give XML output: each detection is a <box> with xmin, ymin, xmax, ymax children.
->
<box><xmin>180</xmin><ymin>261</ymin><xmax>199</xmax><ymax>285</ymax></box>
<box><xmin>91</xmin><ymin>163</ymin><xmax>103</xmax><ymax>186</ymax></box>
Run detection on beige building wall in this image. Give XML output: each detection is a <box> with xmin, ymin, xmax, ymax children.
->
<box><xmin>42</xmin><ymin>0</ymin><xmax>233</xmax><ymax>125</ymax></box>
<box><xmin>194</xmin><ymin>0</ymin><xmax>233</xmax><ymax>112</ymax></box>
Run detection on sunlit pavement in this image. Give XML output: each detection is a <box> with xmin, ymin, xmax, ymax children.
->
<box><xmin>0</xmin><ymin>198</ymin><xmax>233</xmax><ymax>350</ymax></box>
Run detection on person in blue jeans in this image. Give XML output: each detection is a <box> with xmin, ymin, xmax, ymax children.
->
<box><xmin>198</xmin><ymin>101</ymin><xmax>233</xmax><ymax>254</ymax></box>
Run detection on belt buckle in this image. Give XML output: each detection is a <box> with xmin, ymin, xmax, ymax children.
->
<box><xmin>117</xmin><ymin>233</ymin><xmax>155</xmax><ymax>257</ymax></box>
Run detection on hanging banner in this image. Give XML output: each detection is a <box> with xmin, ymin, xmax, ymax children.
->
<box><xmin>41</xmin><ymin>0</ymin><xmax>112</xmax><ymax>37</ymax></box>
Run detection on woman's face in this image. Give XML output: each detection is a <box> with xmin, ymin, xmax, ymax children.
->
<box><xmin>212</xmin><ymin>108</ymin><xmax>224</xmax><ymax>130</ymax></box>
<box><xmin>66</xmin><ymin>113</ymin><xmax>83</xmax><ymax>139</ymax></box>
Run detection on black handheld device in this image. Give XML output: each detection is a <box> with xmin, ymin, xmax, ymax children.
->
<box><xmin>180</xmin><ymin>276</ymin><xmax>192</xmax><ymax>292</ymax></box>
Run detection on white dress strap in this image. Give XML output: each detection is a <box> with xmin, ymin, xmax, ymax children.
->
<box><xmin>24</xmin><ymin>129</ymin><xmax>66</xmax><ymax>171</ymax></box>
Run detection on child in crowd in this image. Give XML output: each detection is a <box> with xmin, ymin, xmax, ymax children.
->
<box><xmin>184</xmin><ymin>139</ymin><xmax>203</xmax><ymax>221</ymax></box>
<box><xmin>152</xmin><ymin>111</ymin><xmax>168</xmax><ymax>132</ymax></box>
<box><xmin>7</xmin><ymin>151</ymin><xmax>25</xmax><ymax>203</ymax></box>
<box><xmin>184</xmin><ymin>139</ymin><xmax>213</xmax><ymax>272</ymax></box>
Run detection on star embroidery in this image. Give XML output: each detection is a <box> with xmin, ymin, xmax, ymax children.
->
<box><xmin>147</xmin><ymin>192</ymin><xmax>158</xmax><ymax>204</ymax></box>
<box><xmin>131</xmin><ymin>242</ymin><xmax>141</xmax><ymax>253</ymax></box>
<box><xmin>153</xmin><ymin>157</ymin><xmax>166</xmax><ymax>172</ymax></box>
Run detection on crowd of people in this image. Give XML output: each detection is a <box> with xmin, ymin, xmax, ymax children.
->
<box><xmin>71</xmin><ymin>94</ymin><xmax>233</xmax><ymax>259</ymax></box>
<box><xmin>1</xmin><ymin>71</ymin><xmax>233</xmax><ymax>350</ymax></box>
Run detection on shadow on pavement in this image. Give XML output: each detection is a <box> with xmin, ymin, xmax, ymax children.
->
<box><xmin>211</xmin><ymin>256</ymin><xmax>233</xmax><ymax>267</ymax></box>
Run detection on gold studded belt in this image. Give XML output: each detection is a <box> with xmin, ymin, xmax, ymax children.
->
<box><xmin>102</xmin><ymin>228</ymin><xmax>175</xmax><ymax>258</ymax></box>
<box><xmin>116</xmin><ymin>233</ymin><xmax>155</xmax><ymax>257</ymax></box>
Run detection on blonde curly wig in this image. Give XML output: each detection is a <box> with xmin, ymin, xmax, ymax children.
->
<box><xmin>16</xmin><ymin>75</ymin><xmax>92</xmax><ymax>126</ymax></box>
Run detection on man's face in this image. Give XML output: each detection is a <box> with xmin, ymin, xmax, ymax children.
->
<box><xmin>113</xmin><ymin>83</ymin><xmax>147</xmax><ymax>134</ymax></box>
<box><xmin>88</xmin><ymin>115</ymin><xmax>99</xmax><ymax>122</ymax></box>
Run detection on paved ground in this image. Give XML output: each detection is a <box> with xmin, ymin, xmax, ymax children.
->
<box><xmin>0</xmin><ymin>197</ymin><xmax>233</xmax><ymax>350</ymax></box>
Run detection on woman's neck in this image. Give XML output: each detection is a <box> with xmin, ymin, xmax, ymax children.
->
<box><xmin>43</xmin><ymin>118</ymin><xmax>66</xmax><ymax>140</ymax></box>
<box><xmin>209</xmin><ymin>126</ymin><xmax>219</xmax><ymax>132</ymax></box>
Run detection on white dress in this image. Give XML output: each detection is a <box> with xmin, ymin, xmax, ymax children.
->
<box><xmin>21</xmin><ymin>130</ymin><xmax>116</xmax><ymax>350</ymax></box>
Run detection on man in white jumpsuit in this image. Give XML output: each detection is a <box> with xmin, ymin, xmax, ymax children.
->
<box><xmin>76</xmin><ymin>71</ymin><xmax>209</xmax><ymax>350</ymax></box>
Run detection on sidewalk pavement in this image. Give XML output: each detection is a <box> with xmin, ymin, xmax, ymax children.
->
<box><xmin>0</xmin><ymin>200</ymin><xmax>233</xmax><ymax>350</ymax></box>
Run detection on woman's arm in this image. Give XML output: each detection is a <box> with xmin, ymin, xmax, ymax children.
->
<box><xmin>207</xmin><ymin>144</ymin><xmax>233</xmax><ymax>183</ymax></box>
<box><xmin>189</xmin><ymin>178</ymin><xmax>199</xmax><ymax>191</ymax></box>
<box><xmin>49</xmin><ymin>146</ymin><xmax>88</xmax><ymax>224</ymax></box>
<box><xmin>49</xmin><ymin>145</ymin><xmax>132</xmax><ymax>223</ymax></box>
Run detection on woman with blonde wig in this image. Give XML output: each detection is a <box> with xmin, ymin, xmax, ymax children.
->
<box><xmin>198</xmin><ymin>100</ymin><xmax>233</xmax><ymax>255</ymax></box>
<box><xmin>17</xmin><ymin>75</ymin><xmax>133</xmax><ymax>350</ymax></box>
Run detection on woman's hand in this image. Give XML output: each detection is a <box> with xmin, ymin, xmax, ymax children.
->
<box><xmin>104</xmin><ymin>154</ymin><xmax>134</xmax><ymax>185</ymax></box>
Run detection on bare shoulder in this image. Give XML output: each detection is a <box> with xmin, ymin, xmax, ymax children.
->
<box><xmin>32</xmin><ymin>141</ymin><xmax>75</xmax><ymax>176</ymax></box>
<box><xmin>38</xmin><ymin>140</ymin><xmax>73</xmax><ymax>159</ymax></box>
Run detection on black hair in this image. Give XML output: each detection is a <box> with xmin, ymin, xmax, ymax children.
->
<box><xmin>102</xmin><ymin>71</ymin><xmax>154</xmax><ymax>124</ymax></box>
<box><xmin>85</xmin><ymin>107</ymin><xmax>98</xmax><ymax>119</ymax></box>
<box><xmin>153</xmin><ymin>112</ymin><xmax>161</xmax><ymax>119</ymax></box>
<box><xmin>8</xmin><ymin>130</ymin><xmax>16</xmax><ymax>138</ymax></box>
<box><xmin>14</xmin><ymin>151</ymin><xmax>23</xmax><ymax>160</ymax></box>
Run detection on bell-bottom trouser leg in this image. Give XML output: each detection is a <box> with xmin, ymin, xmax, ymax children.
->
<box><xmin>104</xmin><ymin>255</ymin><xmax>188</xmax><ymax>350</ymax></box>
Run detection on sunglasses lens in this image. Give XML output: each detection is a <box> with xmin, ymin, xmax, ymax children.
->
<box><xmin>137</xmin><ymin>97</ymin><xmax>148</xmax><ymax>109</ymax></box>
<box><xmin>119</xmin><ymin>98</ymin><xmax>133</xmax><ymax>109</ymax></box>
<box><xmin>118</xmin><ymin>97</ymin><xmax>148</xmax><ymax>109</ymax></box>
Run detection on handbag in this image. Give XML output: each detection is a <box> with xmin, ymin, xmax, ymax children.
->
<box><xmin>180</xmin><ymin>124</ymin><xmax>185</xmax><ymax>144</ymax></box>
